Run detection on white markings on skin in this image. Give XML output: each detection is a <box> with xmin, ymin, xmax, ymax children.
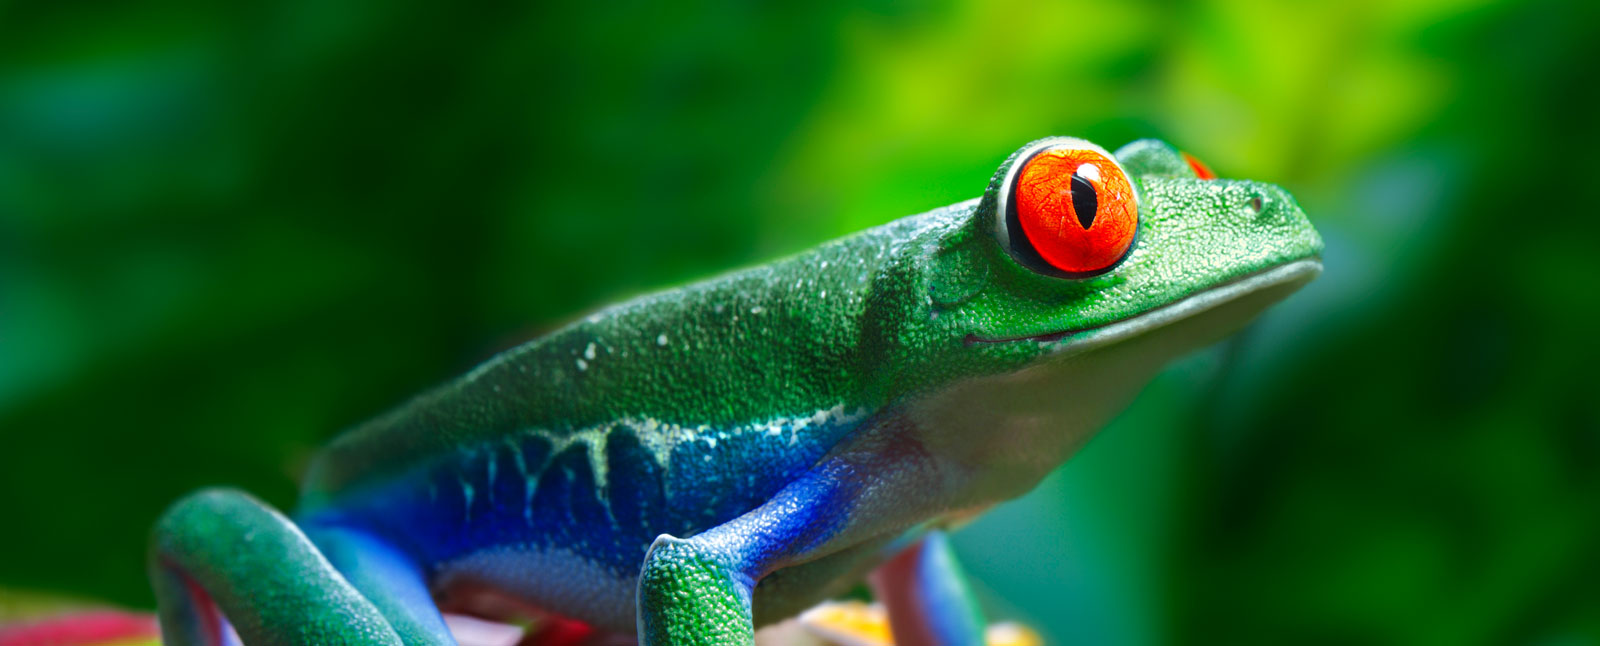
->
<box><xmin>509</xmin><ymin>437</ymin><xmax>534</xmax><ymax>526</ymax></box>
<box><xmin>522</xmin><ymin>448</ymin><xmax>539</xmax><ymax>526</ymax></box>
<box><xmin>460</xmin><ymin>477</ymin><xmax>475</xmax><ymax>523</ymax></box>
<box><xmin>630</xmin><ymin>418</ymin><xmax>677</xmax><ymax>472</ymax></box>
<box><xmin>485</xmin><ymin>446</ymin><xmax>497</xmax><ymax>504</ymax></box>
<box><xmin>657</xmin><ymin>334</ymin><xmax>668</xmax><ymax>346</ymax></box>
<box><xmin>506</xmin><ymin>425</ymin><xmax>626</xmax><ymax>529</ymax></box>
<box><xmin>586</xmin><ymin>431</ymin><xmax>616</xmax><ymax>526</ymax></box>
<box><xmin>463</xmin><ymin>405</ymin><xmax>869</xmax><ymax>530</ymax></box>
<box><xmin>584</xmin><ymin>343</ymin><xmax>597</xmax><ymax>360</ymax></box>
<box><xmin>576</xmin><ymin>358</ymin><xmax>588</xmax><ymax>371</ymax></box>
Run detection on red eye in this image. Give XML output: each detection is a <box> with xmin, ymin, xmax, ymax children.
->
<box><xmin>1181</xmin><ymin>151</ymin><xmax>1217</xmax><ymax>180</ymax></box>
<box><xmin>1009</xmin><ymin>146</ymin><xmax>1138</xmax><ymax>277</ymax></box>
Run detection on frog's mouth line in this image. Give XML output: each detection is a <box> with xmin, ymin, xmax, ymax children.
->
<box><xmin>964</xmin><ymin>258</ymin><xmax>1323</xmax><ymax>348</ymax></box>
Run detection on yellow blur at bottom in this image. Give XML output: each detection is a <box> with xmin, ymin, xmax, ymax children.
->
<box><xmin>755</xmin><ymin>600</ymin><xmax>1043</xmax><ymax>646</ymax></box>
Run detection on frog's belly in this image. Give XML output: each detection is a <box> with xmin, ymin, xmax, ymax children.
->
<box><xmin>431</xmin><ymin>528</ymin><xmax>907</xmax><ymax>634</ymax></box>
<box><xmin>435</xmin><ymin>544</ymin><xmax>641</xmax><ymax>633</ymax></box>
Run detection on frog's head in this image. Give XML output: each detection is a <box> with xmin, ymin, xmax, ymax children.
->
<box><xmin>931</xmin><ymin>136</ymin><xmax>1323</xmax><ymax>348</ymax></box>
<box><xmin>893</xmin><ymin>137</ymin><xmax>1322</xmax><ymax>476</ymax></box>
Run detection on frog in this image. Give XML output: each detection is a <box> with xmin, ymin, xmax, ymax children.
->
<box><xmin>148</xmin><ymin>136</ymin><xmax>1323</xmax><ymax>646</ymax></box>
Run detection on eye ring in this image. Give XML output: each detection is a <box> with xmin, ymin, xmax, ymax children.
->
<box><xmin>994</xmin><ymin>138</ymin><xmax>1140</xmax><ymax>279</ymax></box>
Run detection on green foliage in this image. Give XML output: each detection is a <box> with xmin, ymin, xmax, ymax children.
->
<box><xmin>1</xmin><ymin>0</ymin><xmax>1594</xmax><ymax>643</ymax></box>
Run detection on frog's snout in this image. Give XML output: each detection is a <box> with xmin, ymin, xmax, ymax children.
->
<box><xmin>1252</xmin><ymin>182</ymin><xmax>1324</xmax><ymax>256</ymax></box>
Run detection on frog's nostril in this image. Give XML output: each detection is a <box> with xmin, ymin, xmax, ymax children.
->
<box><xmin>1248</xmin><ymin>196</ymin><xmax>1264</xmax><ymax>214</ymax></box>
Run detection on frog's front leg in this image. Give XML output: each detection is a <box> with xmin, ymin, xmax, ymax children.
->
<box><xmin>637</xmin><ymin>428</ymin><xmax>942</xmax><ymax>646</ymax></box>
<box><xmin>148</xmin><ymin>488</ymin><xmax>407</xmax><ymax>645</ymax></box>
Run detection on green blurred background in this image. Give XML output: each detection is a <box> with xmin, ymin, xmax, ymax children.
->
<box><xmin>2</xmin><ymin>0</ymin><xmax>1596</xmax><ymax>643</ymax></box>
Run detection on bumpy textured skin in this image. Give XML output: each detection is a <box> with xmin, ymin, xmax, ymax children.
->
<box><xmin>149</xmin><ymin>138</ymin><xmax>1323</xmax><ymax>646</ymax></box>
<box><xmin>150</xmin><ymin>489</ymin><xmax>405</xmax><ymax>645</ymax></box>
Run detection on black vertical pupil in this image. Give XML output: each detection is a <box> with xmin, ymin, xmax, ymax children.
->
<box><xmin>1071</xmin><ymin>171</ymin><xmax>1098</xmax><ymax>229</ymax></box>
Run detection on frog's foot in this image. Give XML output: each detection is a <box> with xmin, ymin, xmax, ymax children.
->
<box><xmin>794</xmin><ymin>602</ymin><xmax>1041</xmax><ymax>646</ymax></box>
<box><xmin>636</xmin><ymin>534</ymin><xmax>755</xmax><ymax>646</ymax></box>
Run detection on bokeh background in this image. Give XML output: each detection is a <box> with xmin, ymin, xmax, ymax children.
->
<box><xmin>3</xmin><ymin>0</ymin><xmax>1597</xmax><ymax>643</ymax></box>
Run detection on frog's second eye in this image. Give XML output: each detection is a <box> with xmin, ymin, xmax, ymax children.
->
<box><xmin>1181</xmin><ymin>151</ymin><xmax>1217</xmax><ymax>180</ymax></box>
<box><xmin>1006</xmin><ymin>146</ymin><xmax>1138</xmax><ymax>278</ymax></box>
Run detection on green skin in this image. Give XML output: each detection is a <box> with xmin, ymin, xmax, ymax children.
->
<box><xmin>149</xmin><ymin>137</ymin><xmax>1322</xmax><ymax>646</ymax></box>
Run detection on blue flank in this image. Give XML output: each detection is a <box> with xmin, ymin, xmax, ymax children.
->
<box><xmin>297</xmin><ymin>410</ymin><xmax>866</xmax><ymax>579</ymax></box>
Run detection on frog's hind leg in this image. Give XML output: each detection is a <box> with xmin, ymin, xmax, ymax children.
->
<box><xmin>148</xmin><ymin>488</ymin><xmax>406</xmax><ymax>645</ymax></box>
<box><xmin>867</xmin><ymin>530</ymin><xmax>985</xmax><ymax>646</ymax></box>
<box><xmin>300</xmin><ymin>523</ymin><xmax>458</xmax><ymax>646</ymax></box>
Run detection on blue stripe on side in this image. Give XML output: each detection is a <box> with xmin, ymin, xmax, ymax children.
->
<box><xmin>302</xmin><ymin>410</ymin><xmax>867</xmax><ymax>578</ymax></box>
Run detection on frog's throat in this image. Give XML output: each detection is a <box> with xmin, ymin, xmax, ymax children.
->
<box><xmin>967</xmin><ymin>257</ymin><xmax>1323</xmax><ymax>351</ymax></box>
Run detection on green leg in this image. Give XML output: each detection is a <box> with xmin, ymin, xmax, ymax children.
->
<box><xmin>868</xmin><ymin>531</ymin><xmax>986</xmax><ymax>646</ymax></box>
<box><xmin>636</xmin><ymin>535</ymin><xmax>757</xmax><ymax>646</ymax></box>
<box><xmin>148</xmin><ymin>488</ymin><xmax>406</xmax><ymax>646</ymax></box>
<box><xmin>635</xmin><ymin>451</ymin><xmax>887</xmax><ymax>646</ymax></box>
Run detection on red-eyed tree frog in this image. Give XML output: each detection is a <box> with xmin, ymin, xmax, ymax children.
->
<box><xmin>149</xmin><ymin>137</ymin><xmax>1323</xmax><ymax>646</ymax></box>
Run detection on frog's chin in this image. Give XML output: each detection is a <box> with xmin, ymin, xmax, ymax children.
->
<box><xmin>969</xmin><ymin>257</ymin><xmax>1323</xmax><ymax>355</ymax></box>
